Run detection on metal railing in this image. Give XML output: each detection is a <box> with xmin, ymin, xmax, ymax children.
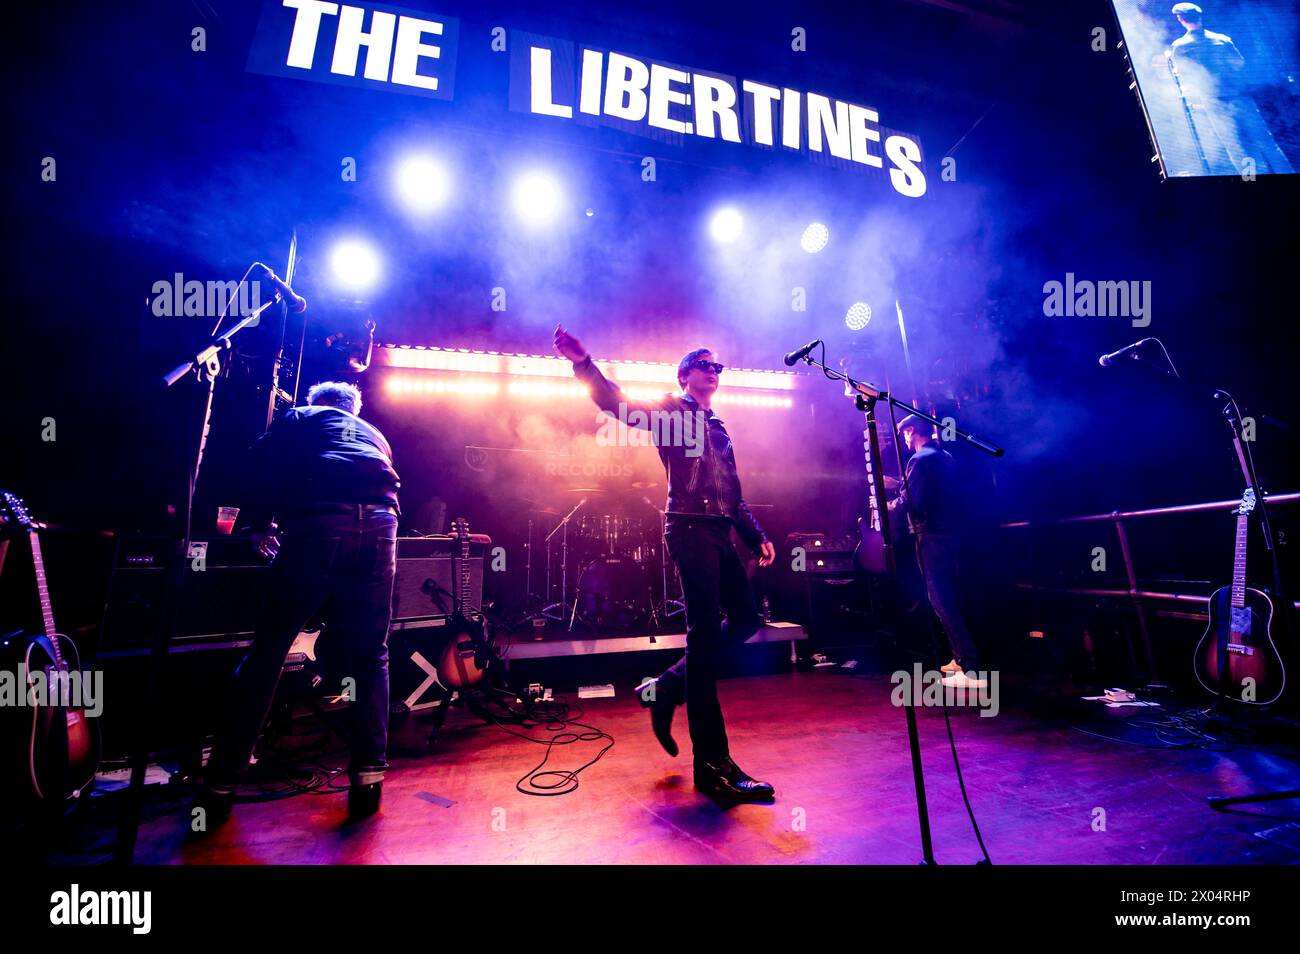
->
<box><xmin>1000</xmin><ymin>492</ymin><xmax>1300</xmax><ymax>675</ymax></box>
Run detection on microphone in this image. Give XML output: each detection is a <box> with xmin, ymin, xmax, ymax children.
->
<box><xmin>1099</xmin><ymin>338</ymin><xmax>1155</xmax><ymax>367</ymax></box>
<box><xmin>783</xmin><ymin>338</ymin><xmax>821</xmax><ymax>367</ymax></box>
<box><xmin>253</xmin><ymin>262</ymin><xmax>307</xmax><ymax>313</ymax></box>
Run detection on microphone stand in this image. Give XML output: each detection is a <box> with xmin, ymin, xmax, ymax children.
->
<box><xmin>793</xmin><ymin>344</ymin><xmax>1003</xmax><ymax>865</ymax></box>
<box><xmin>1114</xmin><ymin>346</ymin><xmax>1297</xmax><ymax>810</ymax></box>
<box><xmin>115</xmin><ymin>283</ymin><xmax>285</xmax><ymax>864</ymax></box>
<box><xmin>1165</xmin><ymin>52</ymin><xmax>1213</xmax><ymax>176</ymax></box>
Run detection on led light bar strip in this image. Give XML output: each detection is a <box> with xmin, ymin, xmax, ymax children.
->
<box><xmin>377</xmin><ymin>343</ymin><xmax>797</xmax><ymax>392</ymax></box>
<box><xmin>382</xmin><ymin>373</ymin><xmax>794</xmax><ymax>408</ymax></box>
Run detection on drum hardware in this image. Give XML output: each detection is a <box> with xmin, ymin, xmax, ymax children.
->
<box><xmin>526</xmin><ymin>488</ymin><xmax>683</xmax><ymax>636</ymax></box>
<box><xmin>541</xmin><ymin>497</ymin><xmax>588</xmax><ymax>622</ymax></box>
<box><xmin>568</xmin><ymin>557</ymin><xmax>657</xmax><ymax>633</ymax></box>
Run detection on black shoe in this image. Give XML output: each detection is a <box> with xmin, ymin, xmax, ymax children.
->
<box><xmin>694</xmin><ymin>756</ymin><xmax>775</xmax><ymax>803</ymax></box>
<box><xmin>348</xmin><ymin>781</ymin><xmax>382</xmax><ymax>818</ymax></box>
<box><xmin>635</xmin><ymin>677</ymin><xmax>679</xmax><ymax>757</ymax></box>
<box><xmin>190</xmin><ymin>786</ymin><xmax>234</xmax><ymax>834</ymax></box>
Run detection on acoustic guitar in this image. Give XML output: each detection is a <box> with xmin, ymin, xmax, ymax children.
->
<box><xmin>1193</xmin><ymin>489</ymin><xmax>1285</xmax><ymax>705</ymax></box>
<box><xmin>0</xmin><ymin>491</ymin><xmax>100</xmax><ymax>810</ymax></box>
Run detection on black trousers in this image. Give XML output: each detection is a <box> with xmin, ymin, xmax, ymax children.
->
<box><xmin>207</xmin><ymin>508</ymin><xmax>398</xmax><ymax>788</ymax></box>
<box><xmin>916</xmin><ymin>532</ymin><xmax>981</xmax><ymax>671</ymax></box>
<box><xmin>658</xmin><ymin>515</ymin><xmax>762</xmax><ymax>763</ymax></box>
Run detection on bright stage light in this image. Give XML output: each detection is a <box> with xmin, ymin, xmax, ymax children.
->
<box><xmin>845</xmin><ymin>302</ymin><xmax>872</xmax><ymax>330</ymax></box>
<box><xmin>330</xmin><ymin>240</ymin><xmax>381</xmax><ymax>292</ymax></box>
<box><xmin>709</xmin><ymin>207</ymin><xmax>743</xmax><ymax>244</ymax></box>
<box><xmin>512</xmin><ymin>171</ymin><xmax>564</xmax><ymax>226</ymax></box>
<box><xmin>394</xmin><ymin>155</ymin><xmax>450</xmax><ymax>214</ymax></box>
<box><xmin>801</xmin><ymin>222</ymin><xmax>829</xmax><ymax>253</ymax></box>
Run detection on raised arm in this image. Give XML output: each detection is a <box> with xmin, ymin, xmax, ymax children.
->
<box><xmin>553</xmin><ymin>324</ymin><xmax>668</xmax><ymax>426</ymax></box>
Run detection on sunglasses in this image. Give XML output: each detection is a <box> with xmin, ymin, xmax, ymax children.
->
<box><xmin>688</xmin><ymin>360</ymin><xmax>725</xmax><ymax>375</ymax></box>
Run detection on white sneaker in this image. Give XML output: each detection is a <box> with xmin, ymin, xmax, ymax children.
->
<box><xmin>941</xmin><ymin>671</ymin><xmax>987</xmax><ymax>689</ymax></box>
<box><xmin>940</xmin><ymin>659</ymin><xmax>961</xmax><ymax>674</ymax></box>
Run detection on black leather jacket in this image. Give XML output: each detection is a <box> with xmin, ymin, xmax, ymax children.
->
<box><xmin>573</xmin><ymin>356</ymin><xmax>768</xmax><ymax>550</ymax></box>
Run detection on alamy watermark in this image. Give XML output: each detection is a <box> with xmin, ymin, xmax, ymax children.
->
<box><xmin>1</xmin><ymin>665</ymin><xmax>103</xmax><ymax>717</ymax></box>
<box><xmin>1042</xmin><ymin>273</ymin><xmax>1151</xmax><ymax>328</ymax></box>
<box><xmin>890</xmin><ymin>663</ymin><xmax>1000</xmax><ymax>717</ymax></box>
<box><xmin>150</xmin><ymin>273</ymin><xmax>265</xmax><ymax>321</ymax></box>
<box><xmin>594</xmin><ymin>403</ymin><xmax>708</xmax><ymax>457</ymax></box>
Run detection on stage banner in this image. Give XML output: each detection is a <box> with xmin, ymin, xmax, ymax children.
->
<box><xmin>247</xmin><ymin>0</ymin><xmax>461</xmax><ymax>101</ymax></box>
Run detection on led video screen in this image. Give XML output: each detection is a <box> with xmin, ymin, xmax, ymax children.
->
<box><xmin>1111</xmin><ymin>0</ymin><xmax>1298</xmax><ymax>177</ymax></box>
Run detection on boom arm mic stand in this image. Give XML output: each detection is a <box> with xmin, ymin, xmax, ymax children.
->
<box><xmin>115</xmin><ymin>258</ymin><xmax>296</xmax><ymax>864</ymax></box>
<box><xmin>792</xmin><ymin>341</ymin><xmax>1002</xmax><ymax>865</ymax></box>
<box><xmin>1114</xmin><ymin>343</ymin><xmax>1298</xmax><ymax>810</ymax></box>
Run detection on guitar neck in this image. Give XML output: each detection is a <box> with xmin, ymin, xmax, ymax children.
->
<box><xmin>460</xmin><ymin>537</ymin><xmax>472</xmax><ymax>611</ymax></box>
<box><xmin>1230</xmin><ymin>511</ymin><xmax>1248</xmax><ymax>608</ymax></box>
<box><xmin>28</xmin><ymin>529</ymin><xmax>64</xmax><ymax>663</ymax></box>
<box><xmin>861</xmin><ymin>411</ymin><xmax>883</xmax><ymax>533</ymax></box>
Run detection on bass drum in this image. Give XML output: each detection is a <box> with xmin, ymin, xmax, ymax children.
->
<box><xmin>575</xmin><ymin>558</ymin><xmax>653</xmax><ymax>632</ymax></box>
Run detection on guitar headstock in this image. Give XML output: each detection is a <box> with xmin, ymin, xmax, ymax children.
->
<box><xmin>1237</xmin><ymin>488</ymin><xmax>1256</xmax><ymax>516</ymax></box>
<box><xmin>1</xmin><ymin>490</ymin><xmax>36</xmax><ymax>533</ymax></box>
<box><xmin>452</xmin><ymin>516</ymin><xmax>471</xmax><ymax>539</ymax></box>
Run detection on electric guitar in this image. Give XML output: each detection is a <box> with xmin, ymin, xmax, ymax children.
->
<box><xmin>1193</xmin><ymin>489</ymin><xmax>1285</xmax><ymax>705</ymax></box>
<box><xmin>0</xmin><ymin>491</ymin><xmax>100</xmax><ymax>809</ymax></box>
<box><xmin>436</xmin><ymin>517</ymin><xmax>490</xmax><ymax>690</ymax></box>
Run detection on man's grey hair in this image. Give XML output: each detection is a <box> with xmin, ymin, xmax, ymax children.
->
<box><xmin>307</xmin><ymin>381</ymin><xmax>363</xmax><ymax>415</ymax></box>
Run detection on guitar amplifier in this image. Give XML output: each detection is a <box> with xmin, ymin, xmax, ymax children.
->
<box><xmin>99</xmin><ymin>535</ymin><xmax>270</xmax><ymax>650</ymax></box>
<box><xmin>98</xmin><ymin>534</ymin><xmax>494</xmax><ymax>648</ymax></box>
<box><xmin>786</xmin><ymin>532</ymin><xmax>858</xmax><ymax>575</ymax></box>
<box><xmin>392</xmin><ymin>535</ymin><xmax>492</xmax><ymax>621</ymax></box>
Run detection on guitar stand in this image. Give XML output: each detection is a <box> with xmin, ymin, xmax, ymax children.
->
<box><xmin>1209</xmin><ymin>394</ymin><xmax>1296</xmax><ymax>811</ymax></box>
<box><xmin>422</xmin><ymin>634</ymin><xmax>526</xmax><ymax>749</ymax></box>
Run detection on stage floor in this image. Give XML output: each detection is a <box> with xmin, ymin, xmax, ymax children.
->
<box><xmin>132</xmin><ymin>670</ymin><xmax>1300</xmax><ymax>865</ymax></box>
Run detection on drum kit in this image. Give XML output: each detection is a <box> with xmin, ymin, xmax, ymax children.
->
<box><xmin>524</xmin><ymin>485</ymin><xmax>684</xmax><ymax>634</ymax></box>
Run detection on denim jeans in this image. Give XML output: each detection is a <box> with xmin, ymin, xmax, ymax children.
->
<box><xmin>658</xmin><ymin>515</ymin><xmax>763</xmax><ymax>763</ymax></box>
<box><xmin>916</xmin><ymin>532</ymin><xmax>981</xmax><ymax>671</ymax></box>
<box><xmin>207</xmin><ymin>508</ymin><xmax>397</xmax><ymax>787</ymax></box>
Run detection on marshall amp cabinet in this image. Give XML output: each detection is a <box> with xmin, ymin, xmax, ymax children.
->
<box><xmin>392</xmin><ymin>534</ymin><xmax>491</xmax><ymax>622</ymax></box>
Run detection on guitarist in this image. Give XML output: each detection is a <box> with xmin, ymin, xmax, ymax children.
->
<box><xmin>196</xmin><ymin>381</ymin><xmax>400</xmax><ymax>825</ymax></box>
<box><xmin>887</xmin><ymin>414</ymin><xmax>986</xmax><ymax>689</ymax></box>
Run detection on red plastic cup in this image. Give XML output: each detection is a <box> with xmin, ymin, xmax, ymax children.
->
<box><xmin>216</xmin><ymin>506</ymin><xmax>239</xmax><ymax>535</ymax></box>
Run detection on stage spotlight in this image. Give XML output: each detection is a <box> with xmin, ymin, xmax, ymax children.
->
<box><xmin>394</xmin><ymin>155</ymin><xmax>450</xmax><ymax>213</ymax></box>
<box><xmin>330</xmin><ymin>239</ymin><xmax>382</xmax><ymax>292</ymax></box>
<box><xmin>709</xmin><ymin>207</ymin><xmax>743</xmax><ymax>244</ymax></box>
<box><xmin>845</xmin><ymin>302</ymin><xmax>872</xmax><ymax>330</ymax></box>
<box><xmin>801</xmin><ymin>222</ymin><xmax>829</xmax><ymax>253</ymax></box>
<box><xmin>512</xmin><ymin>171</ymin><xmax>564</xmax><ymax>226</ymax></box>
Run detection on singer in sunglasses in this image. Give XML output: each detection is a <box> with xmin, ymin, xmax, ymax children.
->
<box><xmin>553</xmin><ymin>326</ymin><xmax>777</xmax><ymax>802</ymax></box>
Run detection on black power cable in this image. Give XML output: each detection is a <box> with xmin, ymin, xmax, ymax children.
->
<box><xmin>466</xmin><ymin>689</ymin><xmax>616</xmax><ymax>796</ymax></box>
